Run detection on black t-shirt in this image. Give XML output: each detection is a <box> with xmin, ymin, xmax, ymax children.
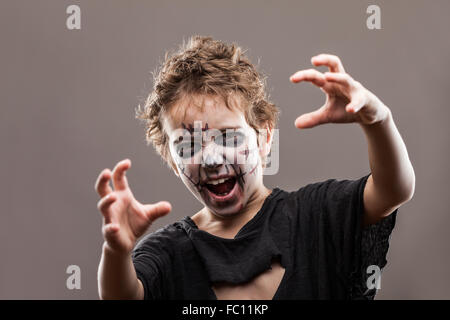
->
<box><xmin>131</xmin><ymin>173</ymin><xmax>398</xmax><ymax>300</ymax></box>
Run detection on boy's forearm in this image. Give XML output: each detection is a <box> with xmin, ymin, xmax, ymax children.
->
<box><xmin>359</xmin><ymin>104</ymin><xmax>415</xmax><ymax>204</ymax></box>
<box><xmin>98</xmin><ymin>242</ymin><xmax>144</xmax><ymax>300</ymax></box>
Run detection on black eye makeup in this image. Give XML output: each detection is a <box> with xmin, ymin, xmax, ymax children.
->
<box><xmin>176</xmin><ymin>140</ymin><xmax>202</xmax><ymax>159</ymax></box>
<box><xmin>173</xmin><ymin>128</ymin><xmax>246</xmax><ymax>159</ymax></box>
<box><xmin>214</xmin><ymin>131</ymin><xmax>245</xmax><ymax>148</ymax></box>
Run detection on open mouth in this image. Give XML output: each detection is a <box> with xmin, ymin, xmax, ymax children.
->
<box><xmin>204</xmin><ymin>177</ymin><xmax>237</xmax><ymax>197</ymax></box>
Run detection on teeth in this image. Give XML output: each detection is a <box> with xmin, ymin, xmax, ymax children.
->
<box><xmin>206</xmin><ymin>177</ymin><xmax>230</xmax><ymax>185</ymax></box>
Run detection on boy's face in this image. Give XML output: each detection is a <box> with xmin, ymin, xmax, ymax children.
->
<box><xmin>164</xmin><ymin>94</ymin><xmax>270</xmax><ymax>218</ymax></box>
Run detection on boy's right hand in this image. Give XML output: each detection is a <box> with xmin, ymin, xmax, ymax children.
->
<box><xmin>95</xmin><ymin>159</ymin><xmax>172</xmax><ymax>256</ymax></box>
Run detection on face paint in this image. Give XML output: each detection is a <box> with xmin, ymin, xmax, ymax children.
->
<box><xmin>165</xmin><ymin>95</ymin><xmax>269</xmax><ymax>218</ymax></box>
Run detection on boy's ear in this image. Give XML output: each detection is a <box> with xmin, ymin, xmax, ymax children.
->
<box><xmin>258</xmin><ymin>123</ymin><xmax>274</xmax><ymax>159</ymax></box>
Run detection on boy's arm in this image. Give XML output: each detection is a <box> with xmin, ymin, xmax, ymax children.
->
<box><xmin>359</xmin><ymin>104</ymin><xmax>415</xmax><ymax>226</ymax></box>
<box><xmin>94</xmin><ymin>159</ymin><xmax>172</xmax><ymax>299</ymax></box>
<box><xmin>289</xmin><ymin>54</ymin><xmax>415</xmax><ymax>226</ymax></box>
<box><xmin>98</xmin><ymin>242</ymin><xmax>144</xmax><ymax>300</ymax></box>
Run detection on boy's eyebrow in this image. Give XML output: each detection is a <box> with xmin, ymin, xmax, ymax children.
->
<box><xmin>173</xmin><ymin>134</ymin><xmax>198</xmax><ymax>145</ymax></box>
<box><xmin>173</xmin><ymin>126</ymin><xmax>242</xmax><ymax>144</ymax></box>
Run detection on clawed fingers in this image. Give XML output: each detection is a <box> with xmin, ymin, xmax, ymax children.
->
<box><xmin>95</xmin><ymin>168</ymin><xmax>113</xmax><ymax>197</ymax></box>
<box><xmin>324</xmin><ymin>72</ymin><xmax>355</xmax><ymax>88</ymax></box>
<box><xmin>290</xmin><ymin>54</ymin><xmax>374</xmax><ymax>127</ymax></box>
<box><xmin>144</xmin><ymin>201</ymin><xmax>172</xmax><ymax>223</ymax></box>
<box><xmin>112</xmin><ymin>159</ymin><xmax>131</xmax><ymax>191</ymax></box>
<box><xmin>97</xmin><ymin>193</ymin><xmax>117</xmax><ymax>223</ymax></box>
<box><xmin>290</xmin><ymin>69</ymin><xmax>326</xmax><ymax>87</ymax></box>
<box><xmin>294</xmin><ymin>107</ymin><xmax>328</xmax><ymax>129</ymax></box>
<box><xmin>311</xmin><ymin>54</ymin><xmax>346</xmax><ymax>73</ymax></box>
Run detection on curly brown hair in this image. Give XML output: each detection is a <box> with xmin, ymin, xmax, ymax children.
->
<box><xmin>135</xmin><ymin>35</ymin><xmax>279</xmax><ymax>170</ymax></box>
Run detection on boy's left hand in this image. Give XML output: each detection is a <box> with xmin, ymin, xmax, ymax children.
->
<box><xmin>290</xmin><ymin>54</ymin><xmax>391</xmax><ymax>128</ymax></box>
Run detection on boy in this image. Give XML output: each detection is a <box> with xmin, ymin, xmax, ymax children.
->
<box><xmin>95</xmin><ymin>36</ymin><xmax>415</xmax><ymax>300</ymax></box>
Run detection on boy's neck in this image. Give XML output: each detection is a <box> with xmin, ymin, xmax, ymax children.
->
<box><xmin>191</xmin><ymin>186</ymin><xmax>272</xmax><ymax>239</ymax></box>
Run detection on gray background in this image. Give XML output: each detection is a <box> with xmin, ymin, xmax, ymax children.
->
<box><xmin>0</xmin><ymin>0</ymin><xmax>448</xmax><ymax>299</ymax></box>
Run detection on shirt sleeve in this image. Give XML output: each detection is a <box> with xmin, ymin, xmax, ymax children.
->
<box><xmin>318</xmin><ymin>173</ymin><xmax>398</xmax><ymax>299</ymax></box>
<box><xmin>131</xmin><ymin>228</ymin><xmax>172</xmax><ymax>300</ymax></box>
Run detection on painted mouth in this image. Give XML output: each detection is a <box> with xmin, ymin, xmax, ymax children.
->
<box><xmin>204</xmin><ymin>176</ymin><xmax>237</xmax><ymax>197</ymax></box>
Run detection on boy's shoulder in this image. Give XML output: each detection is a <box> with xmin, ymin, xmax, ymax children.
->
<box><xmin>133</xmin><ymin>217</ymin><xmax>190</xmax><ymax>252</ymax></box>
<box><xmin>283</xmin><ymin>174</ymin><xmax>370</xmax><ymax>199</ymax></box>
<box><xmin>276</xmin><ymin>177</ymin><xmax>337</xmax><ymax>201</ymax></box>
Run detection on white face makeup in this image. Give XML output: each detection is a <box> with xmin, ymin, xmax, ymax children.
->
<box><xmin>165</xmin><ymin>94</ymin><xmax>268</xmax><ymax>218</ymax></box>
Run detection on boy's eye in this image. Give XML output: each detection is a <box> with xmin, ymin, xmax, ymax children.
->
<box><xmin>176</xmin><ymin>141</ymin><xmax>201</xmax><ymax>159</ymax></box>
<box><xmin>214</xmin><ymin>132</ymin><xmax>245</xmax><ymax>148</ymax></box>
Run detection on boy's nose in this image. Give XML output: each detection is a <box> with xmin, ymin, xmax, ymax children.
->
<box><xmin>201</xmin><ymin>148</ymin><xmax>223</xmax><ymax>169</ymax></box>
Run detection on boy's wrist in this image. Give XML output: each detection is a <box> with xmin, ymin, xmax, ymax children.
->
<box><xmin>102</xmin><ymin>241</ymin><xmax>133</xmax><ymax>260</ymax></box>
<box><xmin>359</xmin><ymin>94</ymin><xmax>392</xmax><ymax>129</ymax></box>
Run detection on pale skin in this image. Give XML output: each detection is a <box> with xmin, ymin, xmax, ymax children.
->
<box><xmin>95</xmin><ymin>53</ymin><xmax>415</xmax><ymax>300</ymax></box>
<box><xmin>163</xmin><ymin>93</ymin><xmax>274</xmax><ymax>239</ymax></box>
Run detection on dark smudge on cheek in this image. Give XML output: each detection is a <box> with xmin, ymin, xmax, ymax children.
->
<box><xmin>230</xmin><ymin>164</ymin><xmax>246</xmax><ymax>190</ymax></box>
<box><xmin>178</xmin><ymin>161</ymin><xmax>203</xmax><ymax>193</ymax></box>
